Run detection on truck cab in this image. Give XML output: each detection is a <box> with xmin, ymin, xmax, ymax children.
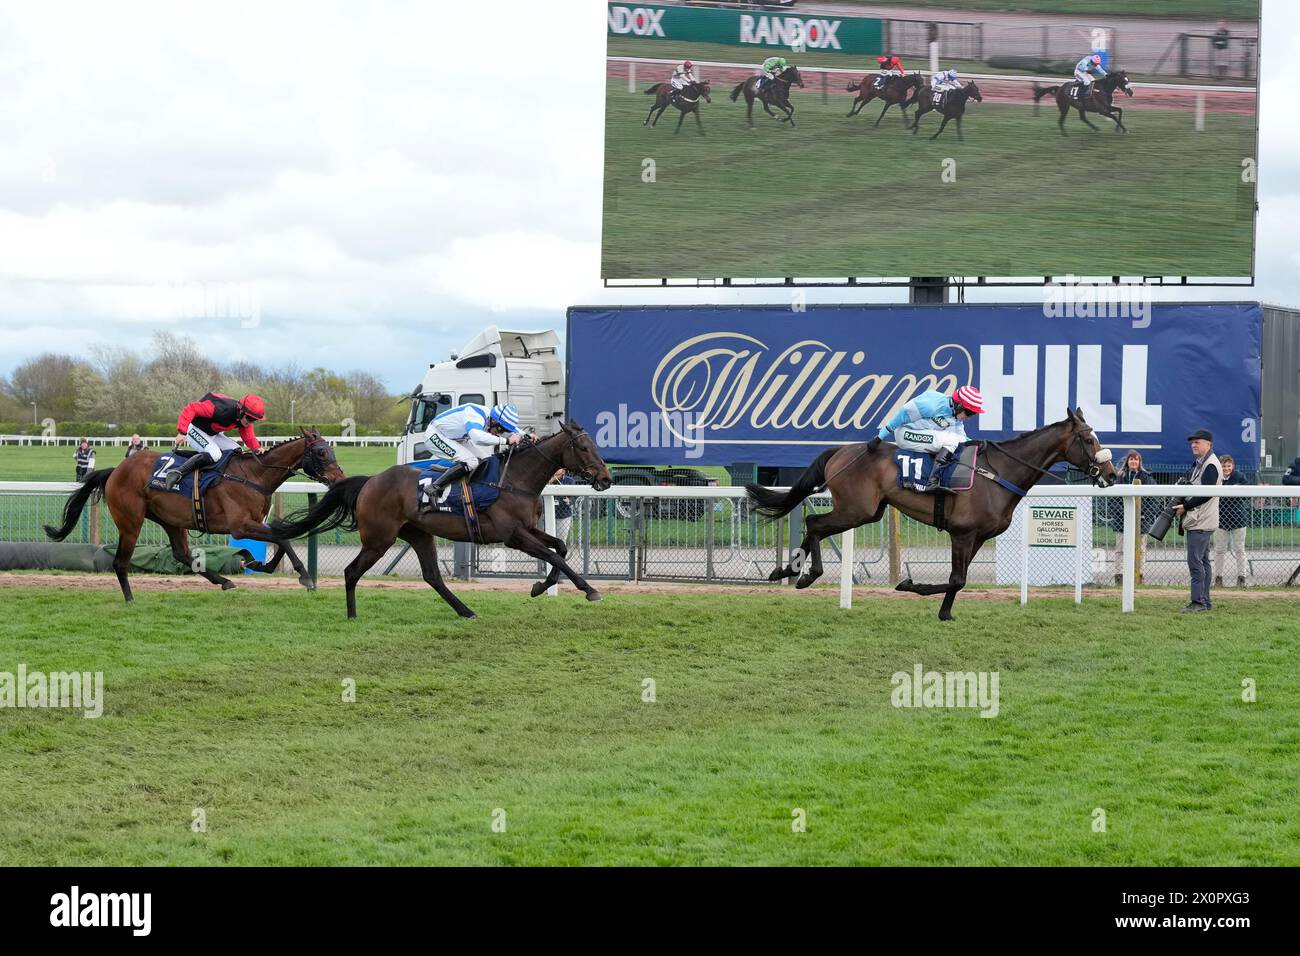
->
<box><xmin>398</xmin><ymin>327</ymin><xmax>564</xmax><ymax>465</ymax></box>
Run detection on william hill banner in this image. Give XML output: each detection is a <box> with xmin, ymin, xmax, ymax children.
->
<box><xmin>607</xmin><ymin>3</ymin><xmax>883</xmax><ymax>55</ymax></box>
<box><xmin>566</xmin><ymin>304</ymin><xmax>1263</xmax><ymax>469</ymax></box>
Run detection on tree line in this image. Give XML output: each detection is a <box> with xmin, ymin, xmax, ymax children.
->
<box><xmin>0</xmin><ymin>332</ymin><xmax>408</xmax><ymax>433</ymax></box>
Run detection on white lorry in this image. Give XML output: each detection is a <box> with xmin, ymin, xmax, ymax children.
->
<box><xmin>397</xmin><ymin>327</ymin><xmax>565</xmax><ymax>465</ymax></box>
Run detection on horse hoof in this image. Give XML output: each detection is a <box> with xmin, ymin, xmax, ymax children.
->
<box><xmin>530</xmin><ymin>581</ymin><xmax>549</xmax><ymax>598</ymax></box>
<box><xmin>795</xmin><ymin>575</ymin><xmax>816</xmax><ymax>590</ymax></box>
<box><xmin>586</xmin><ymin>590</ymin><xmax>602</xmax><ymax>603</ymax></box>
<box><xmin>767</xmin><ymin>568</ymin><xmax>788</xmax><ymax>582</ymax></box>
<box><xmin>895</xmin><ymin>578</ymin><xmax>913</xmax><ymax>592</ymax></box>
<box><xmin>299</xmin><ymin>576</ymin><xmax>316</xmax><ymax>590</ymax></box>
<box><xmin>459</xmin><ymin>609</ymin><xmax>478</xmax><ymax>619</ymax></box>
<box><xmin>221</xmin><ymin>581</ymin><xmax>237</xmax><ymax>591</ymax></box>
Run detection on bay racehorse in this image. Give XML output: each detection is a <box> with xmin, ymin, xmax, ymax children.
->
<box><xmin>1032</xmin><ymin>70</ymin><xmax>1133</xmax><ymax>134</ymax></box>
<box><xmin>910</xmin><ymin>80</ymin><xmax>983</xmax><ymax>140</ymax></box>
<box><xmin>268</xmin><ymin>421</ymin><xmax>613</xmax><ymax>619</ymax></box>
<box><xmin>643</xmin><ymin>81</ymin><xmax>712</xmax><ymax>134</ymax></box>
<box><xmin>45</xmin><ymin>429</ymin><xmax>346</xmax><ymax>602</ymax></box>
<box><xmin>745</xmin><ymin>409</ymin><xmax>1116</xmax><ymax>620</ymax></box>
<box><xmin>846</xmin><ymin>72</ymin><xmax>924</xmax><ymax>126</ymax></box>
<box><xmin>730</xmin><ymin>66</ymin><xmax>804</xmax><ymax>128</ymax></box>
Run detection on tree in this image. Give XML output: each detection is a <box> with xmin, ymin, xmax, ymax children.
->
<box><xmin>8</xmin><ymin>354</ymin><xmax>81</xmax><ymax>421</ymax></box>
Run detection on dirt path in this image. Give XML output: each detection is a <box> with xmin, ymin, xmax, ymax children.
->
<box><xmin>2</xmin><ymin>571</ymin><xmax>1295</xmax><ymax>600</ymax></box>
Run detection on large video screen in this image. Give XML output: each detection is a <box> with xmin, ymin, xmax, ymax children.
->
<box><xmin>567</xmin><ymin>303</ymin><xmax>1263</xmax><ymax>468</ymax></box>
<box><xmin>602</xmin><ymin>1</ymin><xmax>1260</xmax><ymax>281</ymax></box>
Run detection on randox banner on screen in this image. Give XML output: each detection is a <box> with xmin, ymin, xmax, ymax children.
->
<box><xmin>607</xmin><ymin>3</ymin><xmax>882</xmax><ymax>54</ymax></box>
<box><xmin>566</xmin><ymin>304</ymin><xmax>1262</xmax><ymax>469</ymax></box>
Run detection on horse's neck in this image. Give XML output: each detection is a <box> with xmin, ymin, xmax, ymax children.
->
<box><xmin>992</xmin><ymin>427</ymin><xmax>1067</xmax><ymax>491</ymax></box>
<box><xmin>503</xmin><ymin>438</ymin><xmax>564</xmax><ymax>493</ymax></box>
<box><xmin>236</xmin><ymin>440</ymin><xmax>302</xmax><ymax>491</ymax></box>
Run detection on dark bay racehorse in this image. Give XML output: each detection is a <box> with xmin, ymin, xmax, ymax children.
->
<box><xmin>44</xmin><ymin>430</ymin><xmax>346</xmax><ymax>602</ymax></box>
<box><xmin>1032</xmin><ymin>70</ymin><xmax>1133</xmax><ymax>134</ymax></box>
<box><xmin>643</xmin><ymin>81</ymin><xmax>712</xmax><ymax>134</ymax></box>
<box><xmin>910</xmin><ymin>80</ymin><xmax>982</xmax><ymax>140</ymax></box>
<box><xmin>745</xmin><ymin>409</ymin><xmax>1116</xmax><ymax>620</ymax></box>
<box><xmin>846</xmin><ymin>72</ymin><xmax>924</xmax><ymax>126</ymax></box>
<box><xmin>269</xmin><ymin>422</ymin><xmax>613</xmax><ymax>620</ymax></box>
<box><xmin>730</xmin><ymin>66</ymin><xmax>804</xmax><ymax>127</ymax></box>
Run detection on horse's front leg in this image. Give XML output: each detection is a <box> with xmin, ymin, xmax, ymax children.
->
<box><xmin>508</xmin><ymin>526</ymin><xmax>600</xmax><ymax>602</ymax></box>
<box><xmin>1107</xmin><ymin>105</ymin><xmax>1126</xmax><ymax>132</ymax></box>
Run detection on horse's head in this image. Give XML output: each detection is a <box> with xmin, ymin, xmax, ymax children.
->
<box><xmin>784</xmin><ymin>66</ymin><xmax>804</xmax><ymax>87</ymax></box>
<box><xmin>1114</xmin><ymin>70</ymin><xmax>1134</xmax><ymax>97</ymax></box>
<box><xmin>557</xmin><ymin>421</ymin><xmax>612</xmax><ymax>492</ymax></box>
<box><xmin>1062</xmin><ymin>408</ymin><xmax>1116</xmax><ymax>487</ymax></box>
<box><xmin>298</xmin><ymin>427</ymin><xmax>347</xmax><ymax>486</ymax></box>
<box><xmin>965</xmin><ymin>81</ymin><xmax>983</xmax><ymax>103</ymax></box>
<box><xmin>699</xmin><ymin>80</ymin><xmax>712</xmax><ymax>103</ymax></box>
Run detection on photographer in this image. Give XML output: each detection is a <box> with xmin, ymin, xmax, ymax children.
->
<box><xmin>1109</xmin><ymin>450</ymin><xmax>1155</xmax><ymax>585</ymax></box>
<box><xmin>1172</xmin><ymin>429</ymin><xmax>1222</xmax><ymax>612</ymax></box>
<box><xmin>1283</xmin><ymin>454</ymin><xmax>1300</xmax><ymax>486</ymax></box>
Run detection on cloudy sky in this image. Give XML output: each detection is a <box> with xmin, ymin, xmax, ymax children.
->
<box><xmin>0</xmin><ymin>0</ymin><xmax>1293</xmax><ymax>392</ymax></box>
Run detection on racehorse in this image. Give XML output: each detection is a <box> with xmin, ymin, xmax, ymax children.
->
<box><xmin>744</xmin><ymin>409</ymin><xmax>1116</xmax><ymax>621</ymax></box>
<box><xmin>730</xmin><ymin>66</ymin><xmax>804</xmax><ymax>128</ymax></box>
<box><xmin>910</xmin><ymin>80</ymin><xmax>983</xmax><ymax>140</ymax></box>
<box><xmin>44</xmin><ymin>430</ymin><xmax>346</xmax><ymax>602</ymax></box>
<box><xmin>846</xmin><ymin>72</ymin><xmax>924</xmax><ymax>127</ymax></box>
<box><xmin>643</xmin><ymin>81</ymin><xmax>712</xmax><ymax>134</ymax></box>
<box><xmin>268</xmin><ymin>422</ymin><xmax>613</xmax><ymax>620</ymax></box>
<box><xmin>1032</xmin><ymin>70</ymin><xmax>1133</xmax><ymax>134</ymax></box>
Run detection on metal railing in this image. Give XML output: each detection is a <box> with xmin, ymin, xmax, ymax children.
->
<box><xmin>2</xmin><ymin>481</ymin><xmax>1297</xmax><ymax>612</ymax></box>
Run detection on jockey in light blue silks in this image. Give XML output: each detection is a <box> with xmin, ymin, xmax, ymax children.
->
<box><xmin>421</xmin><ymin>401</ymin><xmax>524</xmax><ymax>500</ymax></box>
<box><xmin>875</xmin><ymin>385</ymin><xmax>985</xmax><ymax>492</ymax></box>
<box><xmin>929</xmin><ymin>68</ymin><xmax>961</xmax><ymax>104</ymax></box>
<box><xmin>1073</xmin><ymin>53</ymin><xmax>1106</xmax><ymax>101</ymax></box>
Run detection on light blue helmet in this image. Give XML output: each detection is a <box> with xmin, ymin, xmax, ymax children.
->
<box><xmin>489</xmin><ymin>402</ymin><xmax>520</xmax><ymax>433</ymax></box>
<box><xmin>947</xmin><ymin>69</ymin><xmax>960</xmax><ymax>81</ymax></box>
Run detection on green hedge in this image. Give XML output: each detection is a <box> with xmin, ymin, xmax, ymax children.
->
<box><xmin>0</xmin><ymin>421</ymin><xmax>395</xmax><ymax>437</ymax></box>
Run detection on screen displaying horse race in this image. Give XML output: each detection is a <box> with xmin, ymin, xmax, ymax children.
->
<box><xmin>602</xmin><ymin>0</ymin><xmax>1260</xmax><ymax>281</ymax></box>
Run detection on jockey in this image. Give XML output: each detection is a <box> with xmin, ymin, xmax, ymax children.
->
<box><xmin>877</xmin><ymin>386</ymin><xmax>985</xmax><ymax>493</ymax></box>
<box><xmin>874</xmin><ymin>54</ymin><xmax>905</xmax><ymax>89</ymax></box>
<box><xmin>1073</xmin><ymin>53</ymin><xmax>1106</xmax><ymax>99</ymax></box>
<box><xmin>420</xmin><ymin>401</ymin><xmax>524</xmax><ymax>503</ymax></box>
<box><xmin>759</xmin><ymin>55</ymin><xmax>789</xmax><ymax>91</ymax></box>
<box><xmin>163</xmin><ymin>392</ymin><xmax>266</xmax><ymax>490</ymax></box>
<box><xmin>670</xmin><ymin>59</ymin><xmax>698</xmax><ymax>100</ymax></box>
<box><xmin>931</xmin><ymin>68</ymin><xmax>961</xmax><ymax>93</ymax></box>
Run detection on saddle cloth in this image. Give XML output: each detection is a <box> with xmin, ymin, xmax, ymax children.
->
<box><xmin>147</xmin><ymin>450</ymin><xmax>235</xmax><ymax>496</ymax></box>
<box><xmin>412</xmin><ymin>455</ymin><xmax>502</xmax><ymax>514</ymax></box>
<box><xmin>896</xmin><ymin>443</ymin><xmax>980</xmax><ymax>493</ymax></box>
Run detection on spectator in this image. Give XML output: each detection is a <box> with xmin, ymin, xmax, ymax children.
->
<box><xmin>1283</xmin><ymin>454</ymin><xmax>1300</xmax><ymax>486</ymax></box>
<box><xmin>549</xmin><ymin>468</ymin><xmax>576</xmax><ymax>544</ymax></box>
<box><xmin>124</xmin><ymin>433</ymin><xmax>147</xmax><ymax>458</ymax></box>
<box><xmin>73</xmin><ymin>439</ymin><xmax>96</xmax><ymax>481</ymax></box>
<box><xmin>1172</xmin><ymin>429</ymin><xmax>1222</xmax><ymax>612</ymax></box>
<box><xmin>1211</xmin><ymin>20</ymin><xmax>1231</xmax><ymax>80</ymax></box>
<box><xmin>1109</xmin><ymin>450</ymin><xmax>1156</xmax><ymax>584</ymax></box>
<box><xmin>1214</xmin><ymin>454</ymin><xmax>1250</xmax><ymax>587</ymax></box>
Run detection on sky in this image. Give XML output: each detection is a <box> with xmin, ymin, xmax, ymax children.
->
<box><xmin>0</xmin><ymin>0</ymin><xmax>1294</xmax><ymax>393</ymax></box>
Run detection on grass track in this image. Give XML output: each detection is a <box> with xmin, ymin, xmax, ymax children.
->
<box><xmin>603</xmin><ymin>80</ymin><xmax>1255</xmax><ymax>277</ymax></box>
<box><xmin>1</xmin><ymin>586</ymin><xmax>1296</xmax><ymax>865</ymax></box>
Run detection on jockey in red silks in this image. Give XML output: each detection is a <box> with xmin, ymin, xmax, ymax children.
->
<box><xmin>162</xmin><ymin>392</ymin><xmax>267</xmax><ymax>490</ymax></box>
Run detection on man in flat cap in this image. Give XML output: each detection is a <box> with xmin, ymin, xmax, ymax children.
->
<box><xmin>1172</xmin><ymin>429</ymin><xmax>1222</xmax><ymax>612</ymax></box>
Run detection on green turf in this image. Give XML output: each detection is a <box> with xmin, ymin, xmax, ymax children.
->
<box><xmin>0</xmin><ymin>586</ymin><xmax>1294</xmax><ymax>865</ymax></box>
<box><xmin>831</xmin><ymin>0</ymin><xmax>1258</xmax><ymax>17</ymax></box>
<box><xmin>603</xmin><ymin>80</ymin><xmax>1255</xmax><ymax>278</ymax></box>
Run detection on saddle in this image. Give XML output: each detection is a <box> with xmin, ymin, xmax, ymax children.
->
<box><xmin>412</xmin><ymin>455</ymin><xmax>503</xmax><ymax>518</ymax></box>
<box><xmin>148</xmin><ymin>449</ymin><xmax>239</xmax><ymax>534</ymax></box>
<box><xmin>1071</xmin><ymin>82</ymin><xmax>1093</xmax><ymax>101</ymax></box>
<box><xmin>895</xmin><ymin>443</ymin><xmax>980</xmax><ymax>494</ymax></box>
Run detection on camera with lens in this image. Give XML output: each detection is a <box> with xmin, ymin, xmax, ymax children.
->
<box><xmin>1148</xmin><ymin>477</ymin><xmax>1191</xmax><ymax>542</ymax></box>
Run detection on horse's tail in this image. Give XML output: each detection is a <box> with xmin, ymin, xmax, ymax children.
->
<box><xmin>269</xmin><ymin>475</ymin><xmax>370</xmax><ymax>538</ymax></box>
<box><xmin>644</xmin><ymin>83</ymin><xmax>662</xmax><ymax>94</ymax></box>
<box><xmin>1032</xmin><ymin>83</ymin><xmax>1058</xmax><ymax>103</ymax></box>
<box><xmin>44</xmin><ymin>469</ymin><xmax>113</xmax><ymax>541</ymax></box>
<box><xmin>745</xmin><ymin>449</ymin><xmax>835</xmax><ymax>520</ymax></box>
<box><xmin>845</xmin><ymin>80</ymin><xmax>860</xmax><ymax>92</ymax></box>
<box><xmin>730</xmin><ymin>81</ymin><xmax>745</xmax><ymax>102</ymax></box>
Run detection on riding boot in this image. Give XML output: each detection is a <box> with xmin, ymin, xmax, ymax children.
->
<box><xmin>925</xmin><ymin>449</ymin><xmax>956</xmax><ymax>494</ymax></box>
<box><xmin>163</xmin><ymin>452</ymin><xmax>208</xmax><ymax>491</ymax></box>
<box><xmin>420</xmin><ymin>461</ymin><xmax>471</xmax><ymax>512</ymax></box>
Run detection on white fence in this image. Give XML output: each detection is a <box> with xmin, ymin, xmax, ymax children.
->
<box><xmin>0</xmin><ymin>434</ymin><xmax>402</xmax><ymax>447</ymax></box>
<box><xmin>2</xmin><ymin>480</ymin><xmax>1296</xmax><ymax>612</ymax></box>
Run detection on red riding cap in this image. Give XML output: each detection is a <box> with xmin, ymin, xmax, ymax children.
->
<box><xmin>240</xmin><ymin>394</ymin><xmax>267</xmax><ymax>420</ymax></box>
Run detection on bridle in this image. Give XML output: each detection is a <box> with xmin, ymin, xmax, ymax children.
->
<box><xmin>507</xmin><ymin>430</ymin><xmax>600</xmax><ymax>483</ymax></box>
<box><xmin>243</xmin><ymin>436</ymin><xmax>338</xmax><ymax>485</ymax></box>
<box><xmin>985</xmin><ymin>425</ymin><xmax>1113</xmax><ymax>488</ymax></box>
